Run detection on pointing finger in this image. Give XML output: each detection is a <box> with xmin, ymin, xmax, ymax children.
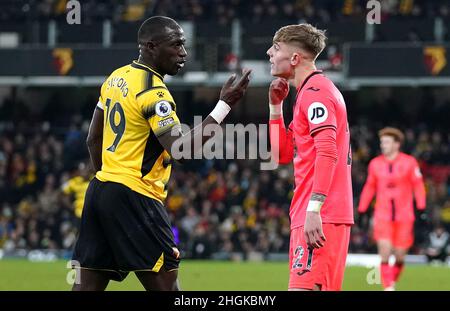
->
<box><xmin>224</xmin><ymin>74</ymin><xmax>237</xmax><ymax>88</ymax></box>
<box><xmin>236</xmin><ymin>69</ymin><xmax>252</xmax><ymax>86</ymax></box>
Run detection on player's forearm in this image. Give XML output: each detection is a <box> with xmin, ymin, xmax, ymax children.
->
<box><xmin>414</xmin><ymin>181</ymin><xmax>427</xmax><ymax>210</ymax></box>
<box><xmin>269</xmin><ymin>118</ymin><xmax>294</xmax><ymax>164</ymax></box>
<box><xmin>358</xmin><ymin>172</ymin><xmax>377</xmax><ymax>212</ymax></box>
<box><xmin>87</xmin><ymin>139</ymin><xmax>102</xmax><ymax>172</ymax></box>
<box><xmin>358</xmin><ymin>164</ymin><xmax>377</xmax><ymax>212</ymax></box>
<box><xmin>358</xmin><ymin>185</ymin><xmax>375</xmax><ymax>213</ymax></box>
<box><xmin>306</xmin><ymin>192</ymin><xmax>327</xmax><ymax>213</ymax></box>
<box><xmin>269</xmin><ymin>100</ymin><xmax>283</xmax><ymax>120</ymax></box>
<box><xmin>311</xmin><ymin>128</ymin><xmax>338</xmax><ymax>196</ymax></box>
<box><xmin>86</xmin><ymin>107</ymin><xmax>104</xmax><ymax>172</ymax></box>
<box><xmin>158</xmin><ymin>101</ymin><xmax>231</xmax><ymax>162</ymax></box>
<box><xmin>306</xmin><ymin>130</ymin><xmax>338</xmax><ymax>214</ymax></box>
<box><xmin>181</xmin><ymin>115</ymin><xmax>220</xmax><ymax>156</ymax></box>
<box><xmin>270</xmin><ymin>110</ymin><xmax>283</xmax><ymax>120</ymax></box>
<box><xmin>310</xmin><ymin>193</ymin><xmax>326</xmax><ymax>202</ymax></box>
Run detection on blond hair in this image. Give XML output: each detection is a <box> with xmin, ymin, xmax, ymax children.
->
<box><xmin>273</xmin><ymin>24</ymin><xmax>327</xmax><ymax>60</ymax></box>
<box><xmin>378</xmin><ymin>127</ymin><xmax>405</xmax><ymax>144</ymax></box>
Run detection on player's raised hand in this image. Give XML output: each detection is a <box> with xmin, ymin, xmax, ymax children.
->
<box><xmin>220</xmin><ymin>69</ymin><xmax>252</xmax><ymax>107</ymax></box>
<box><xmin>269</xmin><ymin>78</ymin><xmax>289</xmax><ymax>105</ymax></box>
<box><xmin>304</xmin><ymin>211</ymin><xmax>326</xmax><ymax>249</ymax></box>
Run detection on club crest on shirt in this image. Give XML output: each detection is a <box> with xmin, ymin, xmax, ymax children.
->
<box><xmin>155</xmin><ymin>101</ymin><xmax>172</xmax><ymax>117</ymax></box>
<box><xmin>415</xmin><ymin>167</ymin><xmax>422</xmax><ymax>178</ymax></box>
<box><xmin>307</xmin><ymin>102</ymin><xmax>328</xmax><ymax>125</ymax></box>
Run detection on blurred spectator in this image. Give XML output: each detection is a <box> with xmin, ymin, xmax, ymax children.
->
<box><xmin>61</xmin><ymin>161</ymin><xmax>93</xmax><ymax>218</ymax></box>
<box><xmin>425</xmin><ymin>225</ymin><xmax>450</xmax><ymax>264</ymax></box>
<box><xmin>325</xmin><ymin>45</ymin><xmax>343</xmax><ymax>71</ymax></box>
<box><xmin>0</xmin><ymin>0</ymin><xmax>447</xmax><ymax>23</ymax></box>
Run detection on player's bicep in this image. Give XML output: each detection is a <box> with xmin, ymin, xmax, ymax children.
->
<box><xmin>97</xmin><ymin>79</ymin><xmax>109</xmax><ymax>110</ymax></box>
<box><xmin>144</xmin><ymin>103</ymin><xmax>182</xmax><ymax>156</ymax></box>
<box><xmin>411</xmin><ymin>160</ymin><xmax>424</xmax><ymax>183</ymax></box>
<box><xmin>366</xmin><ymin>161</ymin><xmax>377</xmax><ymax>186</ymax></box>
<box><xmin>156</xmin><ymin>125</ymin><xmax>183</xmax><ymax>157</ymax></box>
<box><xmin>140</xmin><ymin>89</ymin><xmax>181</xmax><ymax>134</ymax></box>
<box><xmin>87</xmin><ymin>106</ymin><xmax>104</xmax><ymax>144</ymax></box>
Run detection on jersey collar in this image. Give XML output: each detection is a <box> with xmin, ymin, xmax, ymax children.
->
<box><xmin>297</xmin><ymin>70</ymin><xmax>323</xmax><ymax>92</ymax></box>
<box><xmin>294</xmin><ymin>70</ymin><xmax>323</xmax><ymax>106</ymax></box>
<box><xmin>131</xmin><ymin>60</ymin><xmax>164</xmax><ymax>81</ymax></box>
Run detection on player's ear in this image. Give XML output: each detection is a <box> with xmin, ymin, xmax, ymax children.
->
<box><xmin>290</xmin><ymin>53</ymin><xmax>301</xmax><ymax>66</ymax></box>
<box><xmin>140</xmin><ymin>41</ymin><xmax>155</xmax><ymax>52</ymax></box>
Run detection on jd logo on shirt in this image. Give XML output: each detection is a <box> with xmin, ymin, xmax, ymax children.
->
<box><xmin>308</xmin><ymin>102</ymin><xmax>328</xmax><ymax>124</ymax></box>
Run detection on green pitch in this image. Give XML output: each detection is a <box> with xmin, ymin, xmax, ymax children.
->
<box><xmin>0</xmin><ymin>260</ymin><xmax>449</xmax><ymax>291</ymax></box>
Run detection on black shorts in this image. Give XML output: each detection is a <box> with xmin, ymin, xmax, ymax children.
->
<box><xmin>72</xmin><ymin>178</ymin><xmax>179</xmax><ymax>281</ymax></box>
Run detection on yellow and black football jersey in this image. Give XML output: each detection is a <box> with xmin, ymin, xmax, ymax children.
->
<box><xmin>95</xmin><ymin>60</ymin><xmax>181</xmax><ymax>202</ymax></box>
<box><xmin>62</xmin><ymin>176</ymin><xmax>91</xmax><ymax>218</ymax></box>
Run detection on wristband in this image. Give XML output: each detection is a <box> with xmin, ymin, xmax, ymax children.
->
<box><xmin>269</xmin><ymin>102</ymin><xmax>283</xmax><ymax>115</ymax></box>
<box><xmin>210</xmin><ymin>100</ymin><xmax>231</xmax><ymax>124</ymax></box>
<box><xmin>306</xmin><ymin>200</ymin><xmax>323</xmax><ymax>213</ymax></box>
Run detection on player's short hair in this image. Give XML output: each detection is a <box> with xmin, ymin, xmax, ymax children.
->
<box><xmin>273</xmin><ymin>24</ymin><xmax>327</xmax><ymax>60</ymax></box>
<box><xmin>378</xmin><ymin>127</ymin><xmax>405</xmax><ymax>144</ymax></box>
<box><xmin>138</xmin><ymin>16</ymin><xmax>179</xmax><ymax>42</ymax></box>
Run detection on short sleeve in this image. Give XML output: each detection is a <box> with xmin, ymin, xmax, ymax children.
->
<box><xmin>97</xmin><ymin>79</ymin><xmax>108</xmax><ymax>110</ymax></box>
<box><xmin>301</xmin><ymin>91</ymin><xmax>337</xmax><ymax>136</ymax></box>
<box><xmin>139</xmin><ymin>88</ymin><xmax>181</xmax><ymax>136</ymax></box>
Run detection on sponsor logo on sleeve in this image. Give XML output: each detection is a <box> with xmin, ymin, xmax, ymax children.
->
<box><xmin>307</xmin><ymin>102</ymin><xmax>328</xmax><ymax>124</ymax></box>
<box><xmin>155</xmin><ymin>101</ymin><xmax>172</xmax><ymax>117</ymax></box>
<box><xmin>158</xmin><ymin>117</ymin><xmax>175</xmax><ymax>128</ymax></box>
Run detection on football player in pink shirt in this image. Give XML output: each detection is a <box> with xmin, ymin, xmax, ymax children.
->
<box><xmin>358</xmin><ymin>127</ymin><xmax>426</xmax><ymax>291</ymax></box>
<box><xmin>267</xmin><ymin>24</ymin><xmax>353</xmax><ymax>291</ymax></box>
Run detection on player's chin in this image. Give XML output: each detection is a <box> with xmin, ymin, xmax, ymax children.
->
<box><xmin>168</xmin><ymin>65</ymin><xmax>183</xmax><ymax>76</ymax></box>
<box><xmin>270</xmin><ymin>69</ymin><xmax>284</xmax><ymax>78</ymax></box>
<box><xmin>166</xmin><ymin>68</ymin><xmax>178</xmax><ymax>76</ymax></box>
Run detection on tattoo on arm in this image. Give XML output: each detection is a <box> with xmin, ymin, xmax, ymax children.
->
<box><xmin>310</xmin><ymin>193</ymin><xmax>326</xmax><ymax>202</ymax></box>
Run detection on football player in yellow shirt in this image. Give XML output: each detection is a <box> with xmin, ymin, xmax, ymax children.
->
<box><xmin>62</xmin><ymin>162</ymin><xmax>92</xmax><ymax>218</ymax></box>
<box><xmin>72</xmin><ymin>16</ymin><xmax>251</xmax><ymax>291</ymax></box>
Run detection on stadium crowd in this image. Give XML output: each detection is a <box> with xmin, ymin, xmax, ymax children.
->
<box><xmin>1</xmin><ymin>0</ymin><xmax>448</xmax><ymax>23</ymax></box>
<box><xmin>0</xmin><ymin>112</ymin><xmax>449</xmax><ymax>259</ymax></box>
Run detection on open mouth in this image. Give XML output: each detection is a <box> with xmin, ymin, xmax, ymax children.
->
<box><xmin>176</xmin><ymin>61</ymin><xmax>185</xmax><ymax>68</ymax></box>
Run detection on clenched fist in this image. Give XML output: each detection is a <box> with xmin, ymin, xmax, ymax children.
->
<box><xmin>269</xmin><ymin>78</ymin><xmax>289</xmax><ymax>105</ymax></box>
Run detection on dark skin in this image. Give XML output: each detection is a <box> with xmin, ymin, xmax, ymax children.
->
<box><xmin>78</xmin><ymin>21</ymin><xmax>251</xmax><ymax>291</ymax></box>
<box><xmin>86</xmin><ymin>108</ymin><xmax>103</xmax><ymax>172</ymax></box>
<box><xmin>138</xmin><ymin>24</ymin><xmax>251</xmax><ymax>156</ymax></box>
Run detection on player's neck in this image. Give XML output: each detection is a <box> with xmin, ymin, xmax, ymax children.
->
<box><xmin>384</xmin><ymin>151</ymin><xmax>400</xmax><ymax>161</ymax></box>
<box><xmin>294</xmin><ymin>63</ymin><xmax>318</xmax><ymax>89</ymax></box>
<box><xmin>137</xmin><ymin>57</ymin><xmax>161</xmax><ymax>75</ymax></box>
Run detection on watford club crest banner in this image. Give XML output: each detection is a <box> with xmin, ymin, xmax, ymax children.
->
<box><xmin>347</xmin><ymin>44</ymin><xmax>450</xmax><ymax>78</ymax></box>
<box><xmin>0</xmin><ymin>44</ymin><xmax>449</xmax><ymax>79</ymax></box>
<box><xmin>423</xmin><ymin>46</ymin><xmax>447</xmax><ymax>76</ymax></box>
<box><xmin>52</xmin><ymin>48</ymin><xmax>74</xmax><ymax>75</ymax></box>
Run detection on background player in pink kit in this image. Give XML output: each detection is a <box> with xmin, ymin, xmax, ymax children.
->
<box><xmin>267</xmin><ymin>24</ymin><xmax>353</xmax><ymax>291</ymax></box>
<box><xmin>358</xmin><ymin>127</ymin><xmax>426</xmax><ymax>291</ymax></box>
